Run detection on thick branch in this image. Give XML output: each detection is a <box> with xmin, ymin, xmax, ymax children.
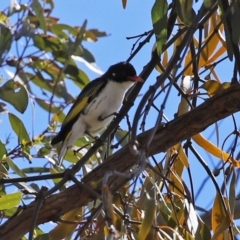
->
<box><xmin>1</xmin><ymin>84</ymin><xmax>240</xmax><ymax>239</ymax></box>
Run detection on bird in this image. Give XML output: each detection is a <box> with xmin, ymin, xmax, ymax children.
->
<box><xmin>51</xmin><ymin>62</ymin><xmax>142</xmax><ymax>165</ymax></box>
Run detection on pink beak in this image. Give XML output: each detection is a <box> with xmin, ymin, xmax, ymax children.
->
<box><xmin>129</xmin><ymin>76</ymin><xmax>143</xmax><ymax>82</ymax></box>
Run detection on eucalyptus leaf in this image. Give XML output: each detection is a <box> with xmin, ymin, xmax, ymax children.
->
<box><xmin>31</xmin><ymin>0</ymin><xmax>47</xmax><ymax>31</ymax></box>
<box><xmin>231</xmin><ymin>0</ymin><xmax>240</xmax><ymax>44</ymax></box>
<box><xmin>151</xmin><ymin>0</ymin><xmax>168</xmax><ymax>55</ymax></box>
<box><xmin>0</xmin><ymin>79</ymin><xmax>28</xmax><ymax>113</ymax></box>
<box><xmin>5</xmin><ymin>157</ymin><xmax>27</xmax><ymax>177</ymax></box>
<box><xmin>0</xmin><ymin>192</ymin><xmax>22</xmax><ymax>210</ymax></box>
<box><xmin>0</xmin><ymin>22</ymin><xmax>12</xmax><ymax>63</ymax></box>
<box><xmin>0</xmin><ymin>140</ymin><xmax>7</xmax><ymax>160</ymax></box>
<box><xmin>8</xmin><ymin>113</ymin><xmax>30</xmax><ymax>143</ymax></box>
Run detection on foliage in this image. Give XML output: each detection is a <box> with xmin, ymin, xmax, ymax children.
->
<box><xmin>0</xmin><ymin>0</ymin><xmax>240</xmax><ymax>239</ymax></box>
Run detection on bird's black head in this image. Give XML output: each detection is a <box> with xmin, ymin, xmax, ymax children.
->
<box><xmin>105</xmin><ymin>62</ymin><xmax>142</xmax><ymax>83</ymax></box>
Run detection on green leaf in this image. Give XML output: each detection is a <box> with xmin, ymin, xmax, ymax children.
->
<box><xmin>33</xmin><ymin>34</ymin><xmax>63</xmax><ymax>52</ymax></box>
<box><xmin>176</xmin><ymin>0</ymin><xmax>196</xmax><ymax>26</ymax></box>
<box><xmin>68</xmin><ymin>20</ymin><xmax>87</xmax><ymax>56</ymax></box>
<box><xmin>0</xmin><ymin>140</ymin><xmax>7</xmax><ymax>161</ymax></box>
<box><xmin>35</xmin><ymin>99</ymin><xmax>66</xmax><ymax>123</ymax></box>
<box><xmin>35</xmin><ymin>234</ymin><xmax>51</xmax><ymax>240</ymax></box>
<box><xmin>115</xmin><ymin>130</ymin><xmax>129</xmax><ymax>147</ymax></box>
<box><xmin>204</xmin><ymin>0</ymin><xmax>213</xmax><ymax>8</ymax></box>
<box><xmin>0</xmin><ymin>192</ymin><xmax>22</xmax><ymax>210</ymax></box>
<box><xmin>8</xmin><ymin>113</ymin><xmax>30</xmax><ymax>143</ymax></box>
<box><xmin>138</xmin><ymin>198</ymin><xmax>156</xmax><ymax>240</ymax></box>
<box><xmin>229</xmin><ymin>168</ymin><xmax>236</xmax><ymax>215</ymax></box>
<box><xmin>31</xmin><ymin>0</ymin><xmax>47</xmax><ymax>31</ymax></box>
<box><xmin>0</xmin><ymin>162</ymin><xmax>8</xmax><ymax>175</ymax></box>
<box><xmin>3</xmin><ymin>207</ymin><xmax>18</xmax><ymax>218</ymax></box>
<box><xmin>198</xmin><ymin>217</ymin><xmax>211</xmax><ymax>240</ymax></box>
<box><xmin>87</xmin><ymin>29</ymin><xmax>108</xmax><ymax>38</ymax></box>
<box><xmin>37</xmin><ymin>147</ymin><xmax>51</xmax><ymax>157</ymax></box>
<box><xmin>151</xmin><ymin>0</ymin><xmax>168</xmax><ymax>55</ymax></box>
<box><xmin>82</xmin><ymin>47</ymin><xmax>96</xmax><ymax>63</ymax></box>
<box><xmin>218</xmin><ymin>0</ymin><xmax>233</xmax><ymax>60</ymax></box>
<box><xmin>0</xmin><ymin>21</ymin><xmax>12</xmax><ymax>63</ymax></box>
<box><xmin>0</xmin><ymin>79</ymin><xmax>28</xmax><ymax>113</ymax></box>
<box><xmin>5</xmin><ymin>157</ymin><xmax>27</xmax><ymax>177</ymax></box>
<box><xmin>231</xmin><ymin>0</ymin><xmax>240</xmax><ymax>44</ymax></box>
<box><xmin>22</xmin><ymin>167</ymin><xmax>50</xmax><ymax>174</ymax></box>
<box><xmin>50</xmin><ymin>23</ymin><xmax>77</xmax><ymax>38</ymax></box>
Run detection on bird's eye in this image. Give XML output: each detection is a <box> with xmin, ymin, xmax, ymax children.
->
<box><xmin>112</xmin><ymin>72</ymin><xmax>116</xmax><ymax>77</ymax></box>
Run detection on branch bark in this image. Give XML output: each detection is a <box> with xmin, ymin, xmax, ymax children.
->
<box><xmin>1</xmin><ymin>84</ymin><xmax>240</xmax><ymax>239</ymax></box>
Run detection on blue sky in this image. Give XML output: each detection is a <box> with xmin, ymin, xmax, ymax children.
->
<box><xmin>0</xmin><ymin>0</ymin><xmax>239</xmax><ymax>236</ymax></box>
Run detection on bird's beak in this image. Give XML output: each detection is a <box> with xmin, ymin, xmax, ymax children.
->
<box><xmin>128</xmin><ymin>76</ymin><xmax>143</xmax><ymax>82</ymax></box>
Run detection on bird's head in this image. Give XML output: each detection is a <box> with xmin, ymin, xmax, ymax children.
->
<box><xmin>105</xmin><ymin>62</ymin><xmax>143</xmax><ymax>83</ymax></box>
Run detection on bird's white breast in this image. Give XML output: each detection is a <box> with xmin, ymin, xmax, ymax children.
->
<box><xmin>81</xmin><ymin>80</ymin><xmax>133</xmax><ymax>135</ymax></box>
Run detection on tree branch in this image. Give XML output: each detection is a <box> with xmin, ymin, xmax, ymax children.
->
<box><xmin>1</xmin><ymin>84</ymin><xmax>240</xmax><ymax>239</ymax></box>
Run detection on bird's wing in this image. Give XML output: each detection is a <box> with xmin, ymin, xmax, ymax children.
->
<box><xmin>61</xmin><ymin>77</ymin><xmax>107</xmax><ymax>129</ymax></box>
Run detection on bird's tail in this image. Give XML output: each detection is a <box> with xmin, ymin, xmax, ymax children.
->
<box><xmin>58</xmin><ymin>131</ymin><xmax>72</xmax><ymax>165</ymax></box>
<box><xmin>58</xmin><ymin>143</ymin><xmax>68</xmax><ymax>166</ymax></box>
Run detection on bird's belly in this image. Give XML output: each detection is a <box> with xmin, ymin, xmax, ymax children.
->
<box><xmin>82</xmin><ymin>92</ymin><xmax>124</xmax><ymax>135</ymax></box>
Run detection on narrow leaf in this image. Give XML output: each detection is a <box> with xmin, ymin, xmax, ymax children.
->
<box><xmin>138</xmin><ymin>198</ymin><xmax>156</xmax><ymax>240</ymax></box>
<box><xmin>231</xmin><ymin>0</ymin><xmax>240</xmax><ymax>44</ymax></box>
<box><xmin>8</xmin><ymin>113</ymin><xmax>30</xmax><ymax>143</ymax></box>
<box><xmin>5</xmin><ymin>157</ymin><xmax>27</xmax><ymax>177</ymax></box>
<box><xmin>229</xmin><ymin>168</ymin><xmax>236</xmax><ymax>217</ymax></box>
<box><xmin>218</xmin><ymin>1</ymin><xmax>233</xmax><ymax>60</ymax></box>
<box><xmin>212</xmin><ymin>194</ymin><xmax>231</xmax><ymax>239</ymax></box>
<box><xmin>176</xmin><ymin>0</ymin><xmax>196</xmax><ymax>26</ymax></box>
<box><xmin>192</xmin><ymin>133</ymin><xmax>240</xmax><ymax>167</ymax></box>
<box><xmin>0</xmin><ymin>22</ymin><xmax>12</xmax><ymax>63</ymax></box>
<box><xmin>151</xmin><ymin>0</ymin><xmax>168</xmax><ymax>55</ymax></box>
<box><xmin>0</xmin><ymin>140</ymin><xmax>7</xmax><ymax>160</ymax></box>
<box><xmin>31</xmin><ymin>0</ymin><xmax>47</xmax><ymax>31</ymax></box>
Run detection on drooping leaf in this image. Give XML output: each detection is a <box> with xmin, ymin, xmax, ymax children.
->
<box><xmin>0</xmin><ymin>22</ymin><xmax>12</xmax><ymax>64</ymax></box>
<box><xmin>5</xmin><ymin>157</ymin><xmax>27</xmax><ymax>178</ymax></box>
<box><xmin>212</xmin><ymin>193</ymin><xmax>231</xmax><ymax>239</ymax></box>
<box><xmin>200</xmin><ymin>80</ymin><xmax>231</xmax><ymax>97</ymax></box>
<box><xmin>35</xmin><ymin>234</ymin><xmax>51</xmax><ymax>240</ymax></box>
<box><xmin>0</xmin><ymin>79</ymin><xmax>28</xmax><ymax>113</ymax></box>
<box><xmin>37</xmin><ymin>147</ymin><xmax>51</xmax><ymax>157</ymax></box>
<box><xmin>198</xmin><ymin>216</ymin><xmax>211</xmax><ymax>240</ymax></box>
<box><xmin>0</xmin><ymin>192</ymin><xmax>22</xmax><ymax>210</ymax></box>
<box><xmin>229</xmin><ymin>168</ymin><xmax>236</xmax><ymax>217</ymax></box>
<box><xmin>49</xmin><ymin>208</ymin><xmax>83</xmax><ymax>239</ymax></box>
<box><xmin>8</xmin><ymin>113</ymin><xmax>30</xmax><ymax>143</ymax></box>
<box><xmin>138</xmin><ymin>198</ymin><xmax>156</xmax><ymax>240</ymax></box>
<box><xmin>0</xmin><ymin>140</ymin><xmax>7</xmax><ymax>161</ymax></box>
<box><xmin>151</xmin><ymin>0</ymin><xmax>168</xmax><ymax>55</ymax></box>
<box><xmin>33</xmin><ymin>34</ymin><xmax>63</xmax><ymax>52</ymax></box>
<box><xmin>218</xmin><ymin>1</ymin><xmax>233</xmax><ymax>60</ymax></box>
<box><xmin>81</xmin><ymin>47</ymin><xmax>96</xmax><ymax>63</ymax></box>
<box><xmin>50</xmin><ymin>23</ymin><xmax>77</xmax><ymax>37</ymax></box>
<box><xmin>87</xmin><ymin>29</ymin><xmax>108</xmax><ymax>38</ymax></box>
<box><xmin>231</xmin><ymin>0</ymin><xmax>240</xmax><ymax>44</ymax></box>
<box><xmin>31</xmin><ymin>0</ymin><xmax>47</xmax><ymax>31</ymax></box>
<box><xmin>192</xmin><ymin>133</ymin><xmax>240</xmax><ymax>167</ymax></box>
<box><xmin>176</xmin><ymin>0</ymin><xmax>196</xmax><ymax>26</ymax></box>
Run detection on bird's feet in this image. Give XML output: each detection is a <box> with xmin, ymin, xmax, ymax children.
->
<box><xmin>98</xmin><ymin>112</ymin><xmax>119</xmax><ymax>121</ymax></box>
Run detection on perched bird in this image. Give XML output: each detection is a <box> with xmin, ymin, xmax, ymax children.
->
<box><xmin>51</xmin><ymin>62</ymin><xmax>142</xmax><ymax>165</ymax></box>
